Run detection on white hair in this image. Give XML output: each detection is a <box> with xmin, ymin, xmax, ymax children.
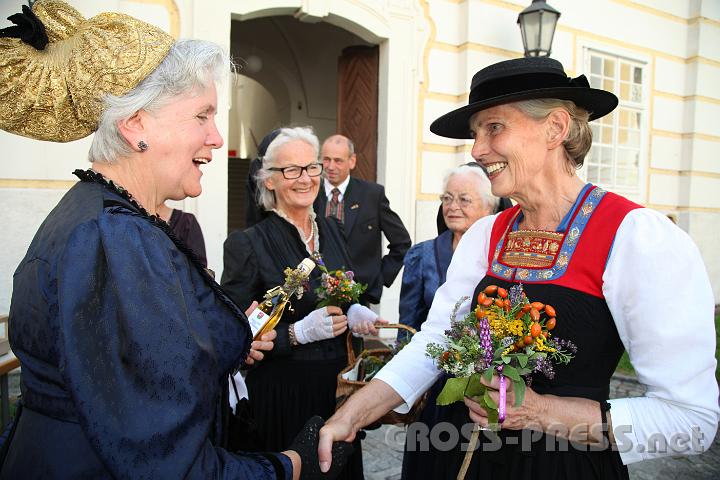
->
<box><xmin>442</xmin><ymin>164</ymin><xmax>499</xmax><ymax>212</ymax></box>
<box><xmin>255</xmin><ymin>126</ymin><xmax>320</xmax><ymax>211</ymax></box>
<box><xmin>89</xmin><ymin>39</ymin><xmax>231</xmax><ymax>164</ymax></box>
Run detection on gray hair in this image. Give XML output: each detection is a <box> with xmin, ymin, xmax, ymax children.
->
<box><xmin>442</xmin><ymin>164</ymin><xmax>499</xmax><ymax>213</ymax></box>
<box><xmin>255</xmin><ymin>126</ymin><xmax>320</xmax><ymax>211</ymax></box>
<box><xmin>512</xmin><ymin>99</ymin><xmax>592</xmax><ymax>170</ymax></box>
<box><xmin>89</xmin><ymin>39</ymin><xmax>231</xmax><ymax>164</ymax></box>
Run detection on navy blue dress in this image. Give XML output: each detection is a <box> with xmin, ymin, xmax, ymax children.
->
<box><xmin>1</xmin><ymin>170</ymin><xmax>291</xmax><ymax>479</ymax></box>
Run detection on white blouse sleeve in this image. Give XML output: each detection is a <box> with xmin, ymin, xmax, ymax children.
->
<box><xmin>604</xmin><ymin>208</ymin><xmax>719</xmax><ymax>464</ymax></box>
<box><xmin>374</xmin><ymin>214</ymin><xmax>496</xmax><ymax>413</ymax></box>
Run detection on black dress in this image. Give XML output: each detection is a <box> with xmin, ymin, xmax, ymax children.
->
<box><xmin>221</xmin><ymin>212</ymin><xmax>363</xmax><ymax>479</ymax></box>
<box><xmin>410</xmin><ymin>186</ymin><xmax>633</xmax><ymax>480</ymax></box>
<box><xmin>168</xmin><ymin>208</ymin><xmax>207</xmax><ymax>267</ymax></box>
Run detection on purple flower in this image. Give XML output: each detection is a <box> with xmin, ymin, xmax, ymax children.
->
<box><xmin>533</xmin><ymin>356</ymin><xmax>555</xmax><ymax>379</ymax></box>
<box><xmin>553</xmin><ymin>337</ymin><xmax>578</xmax><ymax>354</ymax></box>
<box><xmin>445</xmin><ymin>328</ymin><xmax>462</xmax><ymax>340</ymax></box>
<box><xmin>478</xmin><ymin>317</ymin><xmax>492</xmax><ymax>369</ymax></box>
<box><xmin>311</xmin><ymin>252</ymin><xmax>325</xmax><ymax>267</ymax></box>
<box><xmin>345</xmin><ymin>271</ymin><xmax>354</xmax><ymax>280</ymax></box>
<box><xmin>508</xmin><ymin>284</ymin><xmax>524</xmax><ymax>307</ymax></box>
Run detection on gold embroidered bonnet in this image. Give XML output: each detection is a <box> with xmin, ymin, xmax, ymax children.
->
<box><xmin>0</xmin><ymin>0</ymin><xmax>174</xmax><ymax>142</ymax></box>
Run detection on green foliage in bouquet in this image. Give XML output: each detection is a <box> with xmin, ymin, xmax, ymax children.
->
<box><xmin>426</xmin><ymin>284</ymin><xmax>577</xmax><ymax>429</ymax></box>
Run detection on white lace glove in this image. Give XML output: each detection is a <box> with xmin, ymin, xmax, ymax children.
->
<box><xmin>347</xmin><ymin>304</ymin><xmax>385</xmax><ymax>336</ymax></box>
<box><xmin>294</xmin><ymin>307</ymin><xmax>335</xmax><ymax>344</ymax></box>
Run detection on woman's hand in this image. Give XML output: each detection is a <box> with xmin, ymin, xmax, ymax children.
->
<box><xmin>289</xmin><ymin>416</ymin><xmax>354</xmax><ymax>478</ymax></box>
<box><xmin>347</xmin><ymin>304</ymin><xmax>388</xmax><ymax>336</ymax></box>
<box><xmin>243</xmin><ymin>301</ymin><xmax>276</xmax><ymax>365</ymax></box>
<box><xmin>317</xmin><ymin>416</ymin><xmax>357</xmax><ymax>473</ymax></box>
<box><xmin>326</xmin><ymin>305</ymin><xmax>349</xmax><ymax>337</ymax></box>
<box><xmin>464</xmin><ymin>373</ymin><xmax>546</xmax><ymax>431</ymax></box>
<box><xmin>246</xmin><ymin>329</ymin><xmax>276</xmax><ymax>365</ymax></box>
<box><xmin>466</xmin><ymin>375</ymin><xmax>610</xmax><ymax>445</ymax></box>
<box><xmin>294</xmin><ymin>306</ymin><xmax>347</xmax><ymax>344</ymax></box>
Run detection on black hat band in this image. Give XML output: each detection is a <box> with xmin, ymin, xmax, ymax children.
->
<box><xmin>469</xmin><ymin>73</ymin><xmax>590</xmax><ymax>104</ymax></box>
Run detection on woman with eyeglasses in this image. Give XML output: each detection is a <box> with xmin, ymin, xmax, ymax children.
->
<box><xmin>221</xmin><ymin>126</ymin><xmax>371</xmax><ymax>479</ymax></box>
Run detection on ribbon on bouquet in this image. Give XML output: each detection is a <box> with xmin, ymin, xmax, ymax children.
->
<box><xmin>497</xmin><ymin>365</ymin><xmax>507</xmax><ymax>424</ymax></box>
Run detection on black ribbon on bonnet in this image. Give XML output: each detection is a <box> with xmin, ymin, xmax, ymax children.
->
<box><xmin>0</xmin><ymin>3</ymin><xmax>49</xmax><ymax>50</ymax></box>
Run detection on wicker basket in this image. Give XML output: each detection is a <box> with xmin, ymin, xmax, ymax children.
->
<box><xmin>335</xmin><ymin>323</ymin><xmax>426</xmax><ymax>425</ymax></box>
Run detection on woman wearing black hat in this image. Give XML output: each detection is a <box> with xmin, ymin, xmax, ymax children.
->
<box><xmin>318</xmin><ymin>56</ymin><xmax>719</xmax><ymax>479</ymax></box>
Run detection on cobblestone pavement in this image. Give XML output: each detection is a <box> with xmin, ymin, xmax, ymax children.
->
<box><xmin>362</xmin><ymin>373</ymin><xmax>720</xmax><ymax>480</ymax></box>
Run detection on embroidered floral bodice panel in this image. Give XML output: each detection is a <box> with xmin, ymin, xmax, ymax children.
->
<box><xmin>490</xmin><ymin>184</ymin><xmax>606</xmax><ymax>282</ymax></box>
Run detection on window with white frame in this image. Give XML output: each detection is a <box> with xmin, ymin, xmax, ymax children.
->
<box><xmin>583</xmin><ymin>50</ymin><xmax>645</xmax><ymax>191</ymax></box>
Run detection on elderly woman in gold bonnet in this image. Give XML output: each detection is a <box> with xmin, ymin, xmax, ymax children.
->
<box><xmin>0</xmin><ymin>1</ymin><xmax>351</xmax><ymax>478</ymax></box>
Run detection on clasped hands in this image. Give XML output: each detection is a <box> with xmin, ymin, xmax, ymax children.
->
<box><xmin>284</xmin><ymin>416</ymin><xmax>354</xmax><ymax>480</ymax></box>
<box><xmin>295</xmin><ymin>304</ymin><xmax>389</xmax><ymax>344</ymax></box>
<box><xmin>245</xmin><ymin>300</ymin><xmax>389</xmax><ymax>353</ymax></box>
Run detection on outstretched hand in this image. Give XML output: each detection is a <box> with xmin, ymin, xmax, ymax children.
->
<box><xmin>317</xmin><ymin>416</ymin><xmax>357</xmax><ymax>473</ymax></box>
<box><xmin>347</xmin><ymin>304</ymin><xmax>388</xmax><ymax>336</ymax></box>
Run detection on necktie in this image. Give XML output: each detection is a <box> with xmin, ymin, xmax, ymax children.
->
<box><xmin>326</xmin><ymin>187</ymin><xmax>343</xmax><ymax>223</ymax></box>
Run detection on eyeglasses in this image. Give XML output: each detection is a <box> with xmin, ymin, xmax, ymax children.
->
<box><xmin>439</xmin><ymin>193</ymin><xmax>474</xmax><ymax>208</ymax></box>
<box><xmin>268</xmin><ymin>163</ymin><xmax>323</xmax><ymax>180</ymax></box>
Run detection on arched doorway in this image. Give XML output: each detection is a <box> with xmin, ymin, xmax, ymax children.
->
<box><xmin>227</xmin><ymin>16</ymin><xmax>375</xmax><ymax>232</ymax></box>
<box><xmin>192</xmin><ymin>2</ymin><xmax>427</xmax><ymax>322</ymax></box>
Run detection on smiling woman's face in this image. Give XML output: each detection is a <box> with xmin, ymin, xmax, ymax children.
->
<box><xmin>265</xmin><ymin>140</ymin><xmax>321</xmax><ymax>214</ymax></box>
<box><xmin>442</xmin><ymin>173</ymin><xmax>492</xmax><ymax>235</ymax></box>
<box><xmin>145</xmin><ymin>81</ymin><xmax>223</xmax><ymax>202</ymax></box>
<box><xmin>468</xmin><ymin>104</ymin><xmax>548</xmax><ymax>200</ymax></box>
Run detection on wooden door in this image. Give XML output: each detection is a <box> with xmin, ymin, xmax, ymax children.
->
<box><xmin>337</xmin><ymin>45</ymin><xmax>378</xmax><ymax>182</ymax></box>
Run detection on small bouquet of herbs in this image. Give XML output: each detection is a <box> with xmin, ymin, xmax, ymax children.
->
<box><xmin>426</xmin><ymin>284</ymin><xmax>576</xmax><ymax>429</ymax></box>
<box><xmin>311</xmin><ymin>252</ymin><xmax>367</xmax><ymax>308</ymax></box>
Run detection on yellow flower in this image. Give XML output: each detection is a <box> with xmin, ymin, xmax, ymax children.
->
<box><xmin>534</xmin><ymin>335</ymin><xmax>557</xmax><ymax>353</ymax></box>
<box><xmin>486</xmin><ymin>310</ymin><xmax>506</xmax><ymax>338</ymax></box>
<box><xmin>508</xmin><ymin>319</ymin><xmax>524</xmax><ymax>337</ymax></box>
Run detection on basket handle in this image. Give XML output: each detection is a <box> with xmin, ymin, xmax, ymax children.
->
<box><xmin>345</xmin><ymin>322</ymin><xmax>417</xmax><ymax>365</ymax></box>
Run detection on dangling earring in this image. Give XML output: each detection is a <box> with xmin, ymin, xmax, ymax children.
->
<box><xmin>137</xmin><ymin>140</ymin><xmax>149</xmax><ymax>152</ymax></box>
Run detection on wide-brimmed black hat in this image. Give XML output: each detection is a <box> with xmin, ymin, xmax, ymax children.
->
<box><xmin>430</xmin><ymin>56</ymin><xmax>618</xmax><ymax>139</ymax></box>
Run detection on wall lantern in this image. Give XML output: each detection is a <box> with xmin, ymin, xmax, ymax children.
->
<box><xmin>517</xmin><ymin>0</ymin><xmax>561</xmax><ymax>57</ymax></box>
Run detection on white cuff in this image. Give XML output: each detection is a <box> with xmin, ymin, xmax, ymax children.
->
<box><xmin>374</xmin><ymin>366</ymin><xmax>440</xmax><ymax>414</ymax></box>
<box><xmin>608</xmin><ymin>398</ymin><xmax>643</xmax><ymax>465</ymax></box>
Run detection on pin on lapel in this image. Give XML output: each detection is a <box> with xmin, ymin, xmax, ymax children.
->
<box><xmin>350</xmin><ymin>204</ymin><xmax>359</xmax><ymax>210</ymax></box>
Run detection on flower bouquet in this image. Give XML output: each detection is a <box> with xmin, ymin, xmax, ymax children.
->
<box><xmin>426</xmin><ymin>284</ymin><xmax>576</xmax><ymax>428</ymax></box>
<box><xmin>310</xmin><ymin>252</ymin><xmax>367</xmax><ymax>308</ymax></box>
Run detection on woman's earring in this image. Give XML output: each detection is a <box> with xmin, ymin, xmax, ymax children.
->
<box><xmin>137</xmin><ymin>140</ymin><xmax>149</xmax><ymax>152</ymax></box>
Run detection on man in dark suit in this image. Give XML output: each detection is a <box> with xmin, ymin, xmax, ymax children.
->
<box><xmin>314</xmin><ymin>134</ymin><xmax>411</xmax><ymax>304</ymax></box>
